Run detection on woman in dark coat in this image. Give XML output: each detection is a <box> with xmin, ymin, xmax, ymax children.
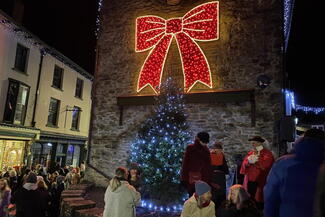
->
<box><xmin>218</xmin><ymin>184</ymin><xmax>261</xmax><ymax>217</ymax></box>
<box><xmin>181</xmin><ymin>132</ymin><xmax>213</xmax><ymax>196</ymax></box>
<box><xmin>37</xmin><ymin>180</ymin><xmax>50</xmax><ymax>217</ymax></box>
<box><xmin>210</xmin><ymin>142</ymin><xmax>229</xmax><ymax>208</ymax></box>
<box><xmin>11</xmin><ymin>172</ymin><xmax>42</xmax><ymax>217</ymax></box>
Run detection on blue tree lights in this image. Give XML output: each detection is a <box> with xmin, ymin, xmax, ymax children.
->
<box><xmin>129</xmin><ymin>78</ymin><xmax>192</xmax><ymax>208</ymax></box>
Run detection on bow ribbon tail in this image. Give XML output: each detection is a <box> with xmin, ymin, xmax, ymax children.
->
<box><xmin>175</xmin><ymin>32</ymin><xmax>212</xmax><ymax>92</ymax></box>
<box><xmin>137</xmin><ymin>34</ymin><xmax>173</xmax><ymax>93</ymax></box>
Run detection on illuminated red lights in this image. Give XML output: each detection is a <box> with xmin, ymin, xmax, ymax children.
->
<box><xmin>136</xmin><ymin>1</ymin><xmax>219</xmax><ymax>94</ymax></box>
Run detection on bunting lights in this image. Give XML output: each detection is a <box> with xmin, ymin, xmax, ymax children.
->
<box><xmin>135</xmin><ymin>1</ymin><xmax>219</xmax><ymax>94</ymax></box>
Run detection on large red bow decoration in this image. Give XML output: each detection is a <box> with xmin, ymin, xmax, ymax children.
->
<box><xmin>136</xmin><ymin>1</ymin><xmax>219</xmax><ymax>94</ymax></box>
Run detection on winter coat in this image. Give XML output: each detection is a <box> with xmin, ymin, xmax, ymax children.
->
<box><xmin>0</xmin><ymin>190</ymin><xmax>11</xmax><ymax>217</ymax></box>
<box><xmin>210</xmin><ymin>151</ymin><xmax>229</xmax><ymax>208</ymax></box>
<box><xmin>38</xmin><ymin>188</ymin><xmax>50</xmax><ymax>217</ymax></box>
<box><xmin>264</xmin><ymin>137</ymin><xmax>324</xmax><ymax>217</ymax></box>
<box><xmin>315</xmin><ymin>162</ymin><xmax>325</xmax><ymax>217</ymax></box>
<box><xmin>8</xmin><ymin>177</ymin><xmax>18</xmax><ymax>194</ymax></box>
<box><xmin>103</xmin><ymin>180</ymin><xmax>141</xmax><ymax>217</ymax></box>
<box><xmin>181</xmin><ymin>140</ymin><xmax>213</xmax><ymax>194</ymax></box>
<box><xmin>11</xmin><ymin>183</ymin><xmax>42</xmax><ymax>217</ymax></box>
<box><xmin>181</xmin><ymin>195</ymin><xmax>215</xmax><ymax>217</ymax></box>
<box><xmin>240</xmin><ymin>148</ymin><xmax>274</xmax><ymax>202</ymax></box>
<box><xmin>217</xmin><ymin>200</ymin><xmax>261</xmax><ymax>217</ymax></box>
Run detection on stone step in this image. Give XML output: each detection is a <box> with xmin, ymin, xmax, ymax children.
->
<box><xmin>69</xmin><ymin>183</ymin><xmax>94</xmax><ymax>191</ymax></box>
<box><xmin>60</xmin><ymin>197</ymin><xmax>85</xmax><ymax>217</ymax></box>
<box><xmin>63</xmin><ymin>200</ymin><xmax>96</xmax><ymax>217</ymax></box>
<box><xmin>75</xmin><ymin>207</ymin><xmax>104</xmax><ymax>217</ymax></box>
<box><xmin>61</xmin><ymin>192</ymin><xmax>84</xmax><ymax>199</ymax></box>
<box><xmin>63</xmin><ymin>190</ymin><xmax>86</xmax><ymax>195</ymax></box>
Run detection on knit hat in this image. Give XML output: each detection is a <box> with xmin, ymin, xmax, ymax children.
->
<box><xmin>195</xmin><ymin>181</ymin><xmax>211</xmax><ymax>196</ymax></box>
<box><xmin>26</xmin><ymin>172</ymin><xmax>37</xmax><ymax>184</ymax></box>
<box><xmin>248</xmin><ymin>136</ymin><xmax>265</xmax><ymax>143</ymax></box>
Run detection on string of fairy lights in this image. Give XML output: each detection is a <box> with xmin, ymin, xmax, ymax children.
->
<box><xmin>285</xmin><ymin>90</ymin><xmax>325</xmax><ymax>115</ymax></box>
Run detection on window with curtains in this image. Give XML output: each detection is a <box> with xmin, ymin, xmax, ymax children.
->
<box><xmin>75</xmin><ymin>78</ymin><xmax>83</xmax><ymax>99</ymax></box>
<box><xmin>52</xmin><ymin>65</ymin><xmax>64</xmax><ymax>89</ymax></box>
<box><xmin>47</xmin><ymin>98</ymin><xmax>60</xmax><ymax>126</ymax></box>
<box><xmin>71</xmin><ymin>106</ymin><xmax>81</xmax><ymax>130</ymax></box>
<box><xmin>3</xmin><ymin>79</ymin><xmax>30</xmax><ymax>125</ymax></box>
<box><xmin>14</xmin><ymin>44</ymin><xmax>29</xmax><ymax>73</ymax></box>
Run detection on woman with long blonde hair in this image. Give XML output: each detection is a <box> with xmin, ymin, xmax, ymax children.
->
<box><xmin>0</xmin><ymin>179</ymin><xmax>11</xmax><ymax>217</ymax></box>
<box><xmin>217</xmin><ymin>184</ymin><xmax>261</xmax><ymax>217</ymax></box>
<box><xmin>103</xmin><ymin>167</ymin><xmax>141</xmax><ymax>217</ymax></box>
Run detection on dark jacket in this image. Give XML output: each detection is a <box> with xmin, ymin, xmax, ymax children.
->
<box><xmin>9</xmin><ymin>176</ymin><xmax>19</xmax><ymax>193</ymax></box>
<box><xmin>217</xmin><ymin>200</ymin><xmax>261</xmax><ymax>217</ymax></box>
<box><xmin>181</xmin><ymin>140</ymin><xmax>213</xmax><ymax>193</ymax></box>
<box><xmin>264</xmin><ymin>137</ymin><xmax>325</xmax><ymax>217</ymax></box>
<box><xmin>11</xmin><ymin>184</ymin><xmax>42</xmax><ymax>217</ymax></box>
<box><xmin>38</xmin><ymin>188</ymin><xmax>50</xmax><ymax>217</ymax></box>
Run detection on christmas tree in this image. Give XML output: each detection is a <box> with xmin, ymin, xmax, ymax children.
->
<box><xmin>129</xmin><ymin>78</ymin><xmax>192</xmax><ymax>206</ymax></box>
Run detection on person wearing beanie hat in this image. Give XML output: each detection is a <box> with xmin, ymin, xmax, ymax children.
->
<box><xmin>11</xmin><ymin>172</ymin><xmax>42</xmax><ymax>217</ymax></box>
<box><xmin>181</xmin><ymin>132</ymin><xmax>213</xmax><ymax>196</ymax></box>
<box><xmin>240</xmin><ymin>136</ymin><xmax>274</xmax><ymax>207</ymax></box>
<box><xmin>181</xmin><ymin>180</ymin><xmax>215</xmax><ymax>217</ymax></box>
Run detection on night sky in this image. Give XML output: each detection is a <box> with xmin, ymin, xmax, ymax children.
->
<box><xmin>0</xmin><ymin>0</ymin><xmax>323</xmax><ymax>106</ymax></box>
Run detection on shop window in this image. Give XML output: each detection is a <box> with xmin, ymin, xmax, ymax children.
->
<box><xmin>66</xmin><ymin>144</ymin><xmax>74</xmax><ymax>166</ymax></box>
<box><xmin>0</xmin><ymin>140</ymin><xmax>25</xmax><ymax>169</ymax></box>
<box><xmin>72</xmin><ymin>146</ymin><xmax>80</xmax><ymax>167</ymax></box>
<box><xmin>3</xmin><ymin>79</ymin><xmax>30</xmax><ymax>125</ymax></box>
<box><xmin>31</xmin><ymin>143</ymin><xmax>42</xmax><ymax>165</ymax></box>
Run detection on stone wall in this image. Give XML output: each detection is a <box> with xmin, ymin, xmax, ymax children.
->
<box><xmin>87</xmin><ymin>0</ymin><xmax>283</xmax><ymax>186</ymax></box>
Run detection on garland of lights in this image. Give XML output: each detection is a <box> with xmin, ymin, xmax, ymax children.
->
<box><xmin>284</xmin><ymin>0</ymin><xmax>295</xmax><ymax>51</ymax></box>
<box><xmin>96</xmin><ymin>0</ymin><xmax>104</xmax><ymax>37</ymax></box>
<box><xmin>285</xmin><ymin>90</ymin><xmax>325</xmax><ymax>115</ymax></box>
<box><xmin>295</xmin><ymin>105</ymin><xmax>325</xmax><ymax>114</ymax></box>
<box><xmin>140</xmin><ymin>200</ymin><xmax>184</xmax><ymax>212</ymax></box>
<box><xmin>135</xmin><ymin>1</ymin><xmax>219</xmax><ymax>94</ymax></box>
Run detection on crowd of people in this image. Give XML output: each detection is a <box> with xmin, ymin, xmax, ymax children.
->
<box><xmin>1</xmin><ymin>129</ymin><xmax>324</xmax><ymax>217</ymax></box>
<box><xmin>102</xmin><ymin>129</ymin><xmax>324</xmax><ymax>217</ymax></box>
<box><xmin>0</xmin><ymin>162</ymin><xmax>85</xmax><ymax>217</ymax></box>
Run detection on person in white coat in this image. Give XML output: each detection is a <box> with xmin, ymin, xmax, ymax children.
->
<box><xmin>103</xmin><ymin>167</ymin><xmax>141</xmax><ymax>217</ymax></box>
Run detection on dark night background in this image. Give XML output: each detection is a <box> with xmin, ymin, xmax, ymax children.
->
<box><xmin>0</xmin><ymin>0</ymin><xmax>323</xmax><ymax>114</ymax></box>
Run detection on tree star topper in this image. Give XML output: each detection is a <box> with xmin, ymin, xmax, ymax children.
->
<box><xmin>135</xmin><ymin>1</ymin><xmax>219</xmax><ymax>94</ymax></box>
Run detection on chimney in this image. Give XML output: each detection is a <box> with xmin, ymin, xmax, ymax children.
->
<box><xmin>12</xmin><ymin>0</ymin><xmax>24</xmax><ymax>23</ymax></box>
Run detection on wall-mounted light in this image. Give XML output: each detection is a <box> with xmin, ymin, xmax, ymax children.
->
<box><xmin>256</xmin><ymin>74</ymin><xmax>271</xmax><ymax>89</ymax></box>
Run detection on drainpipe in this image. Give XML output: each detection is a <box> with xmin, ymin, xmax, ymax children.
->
<box><xmin>32</xmin><ymin>49</ymin><xmax>45</xmax><ymax>127</ymax></box>
<box><xmin>86</xmin><ymin>44</ymin><xmax>99</xmax><ymax>165</ymax></box>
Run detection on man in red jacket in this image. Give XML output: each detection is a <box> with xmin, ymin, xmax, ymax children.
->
<box><xmin>181</xmin><ymin>132</ymin><xmax>213</xmax><ymax>196</ymax></box>
<box><xmin>240</xmin><ymin>136</ymin><xmax>274</xmax><ymax>207</ymax></box>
